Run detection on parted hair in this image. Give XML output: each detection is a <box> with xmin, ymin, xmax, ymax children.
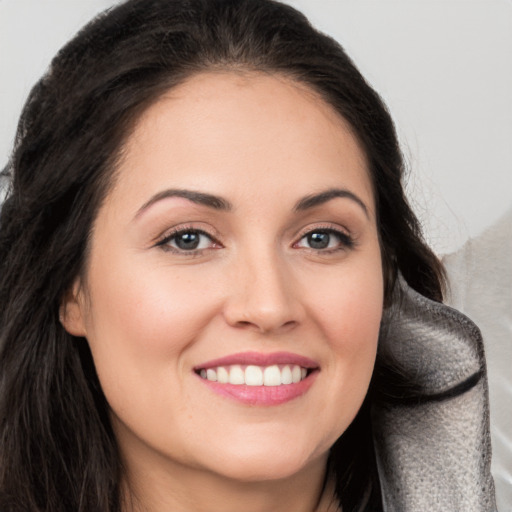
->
<box><xmin>0</xmin><ymin>1</ymin><xmax>445</xmax><ymax>510</ymax></box>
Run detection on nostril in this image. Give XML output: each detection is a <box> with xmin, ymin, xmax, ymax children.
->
<box><xmin>235</xmin><ymin>320</ymin><xmax>253</xmax><ymax>329</ymax></box>
<box><xmin>233</xmin><ymin>318</ymin><xmax>298</xmax><ymax>334</ymax></box>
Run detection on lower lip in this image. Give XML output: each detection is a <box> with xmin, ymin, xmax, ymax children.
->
<box><xmin>196</xmin><ymin>372</ymin><xmax>318</xmax><ymax>406</ymax></box>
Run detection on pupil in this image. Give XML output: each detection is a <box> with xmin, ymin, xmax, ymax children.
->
<box><xmin>176</xmin><ymin>232</ymin><xmax>200</xmax><ymax>250</ymax></box>
<box><xmin>308</xmin><ymin>232</ymin><xmax>329</xmax><ymax>249</ymax></box>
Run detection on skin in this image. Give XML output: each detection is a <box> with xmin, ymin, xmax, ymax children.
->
<box><xmin>62</xmin><ymin>72</ymin><xmax>384</xmax><ymax>512</ymax></box>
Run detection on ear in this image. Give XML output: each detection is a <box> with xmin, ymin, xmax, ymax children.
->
<box><xmin>60</xmin><ymin>279</ymin><xmax>87</xmax><ymax>337</ymax></box>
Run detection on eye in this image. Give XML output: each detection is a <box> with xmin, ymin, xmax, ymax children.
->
<box><xmin>157</xmin><ymin>229</ymin><xmax>218</xmax><ymax>252</ymax></box>
<box><xmin>295</xmin><ymin>228</ymin><xmax>353</xmax><ymax>251</ymax></box>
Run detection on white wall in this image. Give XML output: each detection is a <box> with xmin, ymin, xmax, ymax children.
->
<box><xmin>1</xmin><ymin>0</ymin><xmax>511</xmax><ymax>254</ymax></box>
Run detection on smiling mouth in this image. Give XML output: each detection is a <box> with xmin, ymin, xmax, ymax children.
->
<box><xmin>194</xmin><ymin>352</ymin><xmax>319</xmax><ymax>405</ymax></box>
<box><xmin>196</xmin><ymin>364</ymin><xmax>312</xmax><ymax>386</ymax></box>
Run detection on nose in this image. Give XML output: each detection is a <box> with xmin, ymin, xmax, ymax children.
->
<box><xmin>223</xmin><ymin>250</ymin><xmax>303</xmax><ymax>335</ymax></box>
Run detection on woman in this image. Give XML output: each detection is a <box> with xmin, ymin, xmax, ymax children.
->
<box><xmin>0</xmin><ymin>0</ymin><xmax>495</xmax><ymax>510</ymax></box>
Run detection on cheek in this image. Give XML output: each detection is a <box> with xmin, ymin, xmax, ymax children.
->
<box><xmin>324</xmin><ymin>289</ymin><xmax>381</xmax><ymax>393</ymax></box>
<box><xmin>89</xmin><ymin>263</ymin><xmax>209</xmax><ymax>337</ymax></box>
<box><xmin>305</xmin><ymin>255</ymin><xmax>383</xmax><ymax>428</ymax></box>
<box><xmin>82</xmin><ymin>258</ymin><xmax>223</xmax><ymax>389</ymax></box>
<box><xmin>80</xmin><ymin>260</ymin><xmax>226</xmax><ymax>453</ymax></box>
<box><xmin>312</xmin><ymin>256</ymin><xmax>383</xmax><ymax>351</ymax></box>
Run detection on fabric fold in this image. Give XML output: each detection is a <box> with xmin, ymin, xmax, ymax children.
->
<box><xmin>373</xmin><ymin>276</ymin><xmax>496</xmax><ymax>511</ymax></box>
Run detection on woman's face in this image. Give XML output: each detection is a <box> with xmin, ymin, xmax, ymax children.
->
<box><xmin>63</xmin><ymin>72</ymin><xmax>383</xmax><ymax>486</ymax></box>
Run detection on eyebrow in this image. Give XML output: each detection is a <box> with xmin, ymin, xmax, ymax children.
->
<box><xmin>134</xmin><ymin>188</ymin><xmax>232</xmax><ymax>219</ymax></box>
<box><xmin>134</xmin><ymin>186</ymin><xmax>368</xmax><ymax>220</ymax></box>
<box><xmin>294</xmin><ymin>188</ymin><xmax>369</xmax><ymax>217</ymax></box>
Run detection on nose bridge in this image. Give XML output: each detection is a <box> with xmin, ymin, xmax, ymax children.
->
<box><xmin>224</xmin><ymin>241</ymin><xmax>300</xmax><ymax>333</ymax></box>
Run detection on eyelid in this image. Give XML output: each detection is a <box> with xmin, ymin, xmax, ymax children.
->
<box><xmin>294</xmin><ymin>222</ymin><xmax>351</xmax><ymax>239</ymax></box>
<box><xmin>293</xmin><ymin>223</ymin><xmax>356</xmax><ymax>251</ymax></box>
<box><xmin>154</xmin><ymin>224</ymin><xmax>222</xmax><ymax>253</ymax></box>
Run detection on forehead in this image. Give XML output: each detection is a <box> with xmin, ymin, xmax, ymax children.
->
<box><xmin>111</xmin><ymin>71</ymin><xmax>374</xmax><ymax>215</ymax></box>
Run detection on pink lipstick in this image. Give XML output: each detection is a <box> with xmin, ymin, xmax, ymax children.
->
<box><xmin>194</xmin><ymin>351</ymin><xmax>319</xmax><ymax>406</ymax></box>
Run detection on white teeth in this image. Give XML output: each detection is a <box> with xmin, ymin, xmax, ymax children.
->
<box><xmin>245</xmin><ymin>365</ymin><xmax>263</xmax><ymax>386</ymax></box>
<box><xmin>229</xmin><ymin>364</ymin><xmax>245</xmax><ymax>385</ymax></box>
<box><xmin>263</xmin><ymin>365</ymin><xmax>281</xmax><ymax>386</ymax></box>
<box><xmin>229</xmin><ymin>365</ymin><xmax>245</xmax><ymax>385</ymax></box>
<box><xmin>217</xmin><ymin>366</ymin><xmax>229</xmax><ymax>383</ymax></box>
<box><xmin>281</xmin><ymin>365</ymin><xmax>293</xmax><ymax>385</ymax></box>
<box><xmin>200</xmin><ymin>363</ymin><xmax>310</xmax><ymax>386</ymax></box>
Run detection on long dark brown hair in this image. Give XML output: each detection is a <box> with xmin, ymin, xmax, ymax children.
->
<box><xmin>0</xmin><ymin>1</ymin><xmax>444</xmax><ymax>510</ymax></box>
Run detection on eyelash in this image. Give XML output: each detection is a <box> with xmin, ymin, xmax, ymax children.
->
<box><xmin>155</xmin><ymin>226</ymin><xmax>221</xmax><ymax>255</ymax></box>
<box><xmin>294</xmin><ymin>226</ymin><xmax>355</xmax><ymax>254</ymax></box>
<box><xmin>155</xmin><ymin>225</ymin><xmax>355</xmax><ymax>255</ymax></box>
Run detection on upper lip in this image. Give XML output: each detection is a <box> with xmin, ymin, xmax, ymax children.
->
<box><xmin>194</xmin><ymin>351</ymin><xmax>319</xmax><ymax>370</ymax></box>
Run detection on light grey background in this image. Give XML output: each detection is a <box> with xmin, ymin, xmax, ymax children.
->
<box><xmin>1</xmin><ymin>0</ymin><xmax>511</xmax><ymax>254</ymax></box>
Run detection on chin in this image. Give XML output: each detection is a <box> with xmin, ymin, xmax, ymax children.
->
<box><xmin>214</xmin><ymin>455</ymin><xmax>314</xmax><ymax>483</ymax></box>
<box><xmin>198</xmin><ymin>432</ymin><xmax>326</xmax><ymax>483</ymax></box>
